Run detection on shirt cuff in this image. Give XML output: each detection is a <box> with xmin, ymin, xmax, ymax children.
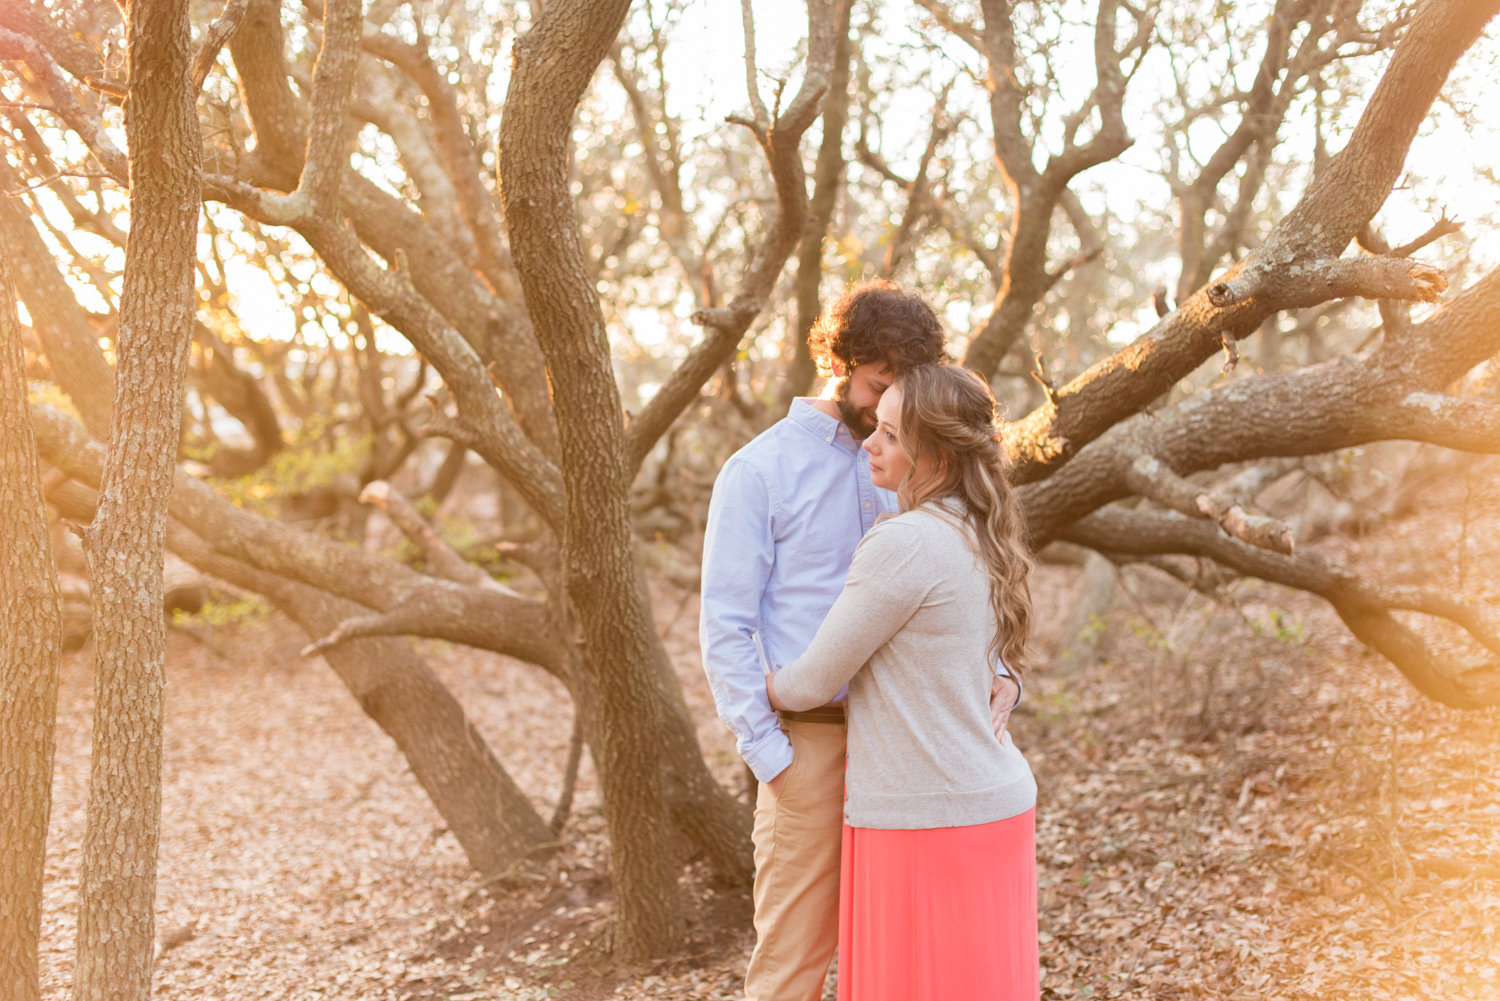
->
<box><xmin>995</xmin><ymin>660</ymin><xmax>1023</xmax><ymax>709</ymax></box>
<box><xmin>742</xmin><ymin>726</ymin><xmax>795</xmax><ymax>784</ymax></box>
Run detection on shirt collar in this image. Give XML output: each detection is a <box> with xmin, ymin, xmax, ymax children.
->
<box><xmin>788</xmin><ymin>398</ymin><xmax>860</xmax><ymax>453</ymax></box>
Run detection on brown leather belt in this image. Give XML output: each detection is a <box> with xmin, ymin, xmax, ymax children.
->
<box><xmin>776</xmin><ymin>704</ymin><xmax>846</xmax><ymax>725</ymax></box>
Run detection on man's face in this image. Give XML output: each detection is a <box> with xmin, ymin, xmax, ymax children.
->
<box><xmin>833</xmin><ymin>359</ymin><xmax>894</xmax><ymax>440</ymax></box>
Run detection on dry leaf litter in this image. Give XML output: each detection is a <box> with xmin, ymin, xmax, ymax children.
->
<box><xmin>35</xmin><ymin>468</ymin><xmax>1500</xmax><ymax>1000</ymax></box>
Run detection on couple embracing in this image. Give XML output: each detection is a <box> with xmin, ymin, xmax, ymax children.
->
<box><xmin>701</xmin><ymin>279</ymin><xmax>1040</xmax><ymax>1001</ymax></box>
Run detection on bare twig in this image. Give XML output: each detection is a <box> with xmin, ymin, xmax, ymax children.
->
<box><xmin>1384</xmin><ymin>214</ymin><xmax>1462</xmax><ymax>259</ymax></box>
<box><xmin>739</xmin><ymin>0</ymin><xmax>769</xmax><ymax>129</ymax></box>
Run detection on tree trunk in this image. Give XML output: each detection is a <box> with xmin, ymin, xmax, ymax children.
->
<box><xmin>0</xmin><ymin>235</ymin><xmax>65</xmax><ymax>1001</ymax></box>
<box><xmin>501</xmin><ymin>0</ymin><xmax>687</xmax><ymax>958</ymax></box>
<box><xmin>632</xmin><ymin>570</ymin><xmax>754</xmax><ymax>885</ymax></box>
<box><xmin>72</xmin><ymin>0</ymin><xmax>201</xmax><ymax>997</ymax></box>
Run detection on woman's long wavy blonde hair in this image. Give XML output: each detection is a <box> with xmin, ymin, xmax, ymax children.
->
<box><xmin>892</xmin><ymin>364</ymin><xmax>1034</xmax><ymax>678</ymax></box>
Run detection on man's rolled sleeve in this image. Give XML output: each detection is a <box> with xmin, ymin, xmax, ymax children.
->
<box><xmin>700</xmin><ymin>457</ymin><xmax>792</xmax><ymax>784</ymax></box>
<box><xmin>741</xmin><ymin>724</ymin><xmax>795</xmax><ymax>785</ymax></box>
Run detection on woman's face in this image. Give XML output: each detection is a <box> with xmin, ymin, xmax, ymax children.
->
<box><xmin>864</xmin><ymin>384</ymin><xmax>911</xmax><ymax>491</ymax></box>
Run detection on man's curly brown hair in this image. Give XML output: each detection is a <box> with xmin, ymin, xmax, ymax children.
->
<box><xmin>806</xmin><ymin>278</ymin><xmax>947</xmax><ymax>377</ymax></box>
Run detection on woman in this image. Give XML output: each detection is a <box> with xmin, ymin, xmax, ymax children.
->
<box><xmin>768</xmin><ymin>363</ymin><xmax>1038</xmax><ymax>1001</ymax></box>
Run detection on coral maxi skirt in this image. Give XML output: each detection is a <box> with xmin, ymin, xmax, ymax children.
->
<box><xmin>837</xmin><ymin>808</ymin><xmax>1039</xmax><ymax>1001</ymax></box>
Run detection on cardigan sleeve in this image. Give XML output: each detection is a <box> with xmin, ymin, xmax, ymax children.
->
<box><xmin>772</xmin><ymin>519</ymin><xmax>931</xmax><ymax>710</ymax></box>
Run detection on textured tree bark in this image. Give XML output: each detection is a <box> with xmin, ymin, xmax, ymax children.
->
<box><xmin>501</xmin><ymin>0</ymin><xmax>689</xmax><ymax>959</ymax></box>
<box><xmin>1017</xmin><ymin>267</ymin><xmax>1500</xmax><ymax>548</ymax></box>
<box><xmin>72</xmin><ymin>0</ymin><xmax>201</xmax><ymax>996</ymax></box>
<box><xmin>0</xmin><ymin>236</ymin><xmax>64</xmax><ymax>1001</ymax></box>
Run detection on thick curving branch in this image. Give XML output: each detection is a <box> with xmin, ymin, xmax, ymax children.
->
<box><xmin>190</xmin><ymin>0</ymin><xmax>249</xmax><ymax>92</ymax></box>
<box><xmin>361</xmin><ymin>29</ymin><xmax>516</xmax><ymax>297</ymax></box>
<box><xmin>1019</xmin><ymin>265</ymin><xmax>1500</xmax><ymax>546</ymax></box>
<box><xmin>1204</xmin><ymin>254</ymin><xmax>1448</xmax><ymax>309</ymax></box>
<box><xmin>1376</xmin><ymin>393</ymin><xmax>1500</xmax><ymax>453</ymax></box>
<box><xmin>221</xmin><ymin>0</ymin><xmax>560</xmax><ymax>466</ymax></box>
<box><xmin>1124</xmin><ymin>454</ymin><xmax>1295</xmax><ymax>554</ymax></box>
<box><xmin>28</xmin><ymin>403</ymin><xmax>571</xmax><ymax>675</ymax></box>
<box><xmin>961</xmin><ymin>0</ymin><xmax>1149</xmax><ymax>377</ymax></box>
<box><xmin>0</xmin><ymin>158</ymin><xmax>115</xmax><ymax>438</ymax></box>
<box><xmin>1064</xmin><ymin>507</ymin><xmax>1500</xmax><ymax>710</ymax></box>
<box><xmin>297</xmin><ymin>0</ymin><xmax>361</xmax><ymax>210</ymax></box>
<box><xmin>1005</xmin><ymin>0</ymin><xmax>1500</xmax><ymax>483</ymax></box>
<box><xmin>203</xmin><ymin>175</ymin><xmax>567</xmax><ymax>528</ymax></box>
<box><xmin>622</xmin><ymin>0</ymin><xmax>843</xmax><ymax>475</ymax></box>
<box><xmin>231</xmin><ymin>0</ymin><xmax>361</xmax><ymax>224</ymax></box>
<box><xmin>0</xmin><ymin>0</ymin><xmax>107</xmax><ymax>81</ymax></box>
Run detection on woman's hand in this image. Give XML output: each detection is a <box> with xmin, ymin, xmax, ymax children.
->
<box><xmin>766</xmin><ymin>670</ymin><xmax>791</xmax><ymax>712</ymax></box>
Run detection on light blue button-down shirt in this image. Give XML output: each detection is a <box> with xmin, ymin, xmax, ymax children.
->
<box><xmin>699</xmin><ymin>399</ymin><xmax>899</xmax><ymax>782</ymax></box>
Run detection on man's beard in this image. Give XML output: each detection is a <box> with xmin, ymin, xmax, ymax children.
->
<box><xmin>833</xmin><ymin>378</ymin><xmax>878</xmax><ymax>439</ymax></box>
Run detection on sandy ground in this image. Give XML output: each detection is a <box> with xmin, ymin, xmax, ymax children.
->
<box><xmin>33</xmin><ymin>487</ymin><xmax>1500</xmax><ymax>1000</ymax></box>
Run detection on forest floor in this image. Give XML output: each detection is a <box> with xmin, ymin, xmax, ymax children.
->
<box><xmin>35</xmin><ymin>473</ymin><xmax>1500</xmax><ymax>1001</ymax></box>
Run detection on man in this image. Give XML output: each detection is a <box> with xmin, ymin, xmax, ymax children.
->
<box><xmin>700</xmin><ymin>279</ymin><xmax>1021</xmax><ymax>1000</ymax></box>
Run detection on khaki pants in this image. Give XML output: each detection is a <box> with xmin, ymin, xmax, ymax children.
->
<box><xmin>744</xmin><ymin>718</ymin><xmax>847</xmax><ymax>1001</ymax></box>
